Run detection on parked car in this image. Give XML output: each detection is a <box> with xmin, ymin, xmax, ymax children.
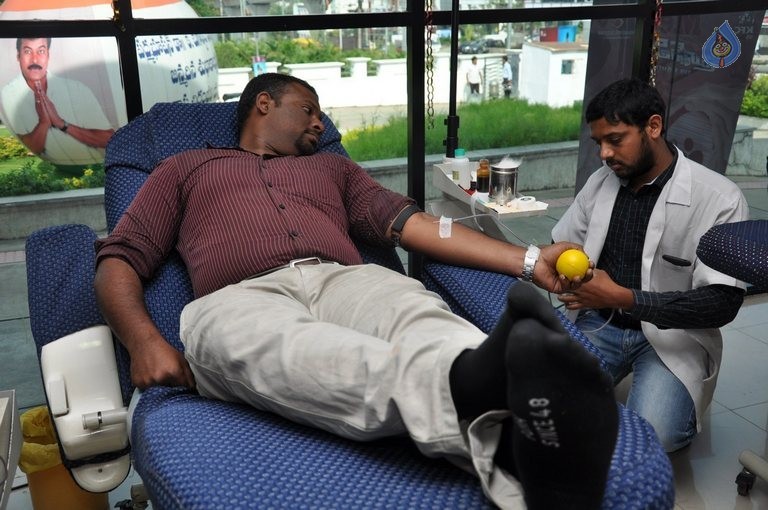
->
<box><xmin>459</xmin><ymin>39</ymin><xmax>488</xmax><ymax>54</ymax></box>
<box><xmin>483</xmin><ymin>38</ymin><xmax>506</xmax><ymax>49</ymax></box>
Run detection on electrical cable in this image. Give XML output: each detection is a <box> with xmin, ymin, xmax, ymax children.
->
<box><xmin>579</xmin><ymin>309</ymin><xmax>615</xmax><ymax>333</ymax></box>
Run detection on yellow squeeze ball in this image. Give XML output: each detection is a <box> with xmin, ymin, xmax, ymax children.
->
<box><xmin>556</xmin><ymin>249</ymin><xmax>589</xmax><ymax>280</ymax></box>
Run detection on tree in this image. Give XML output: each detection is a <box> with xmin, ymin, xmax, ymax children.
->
<box><xmin>187</xmin><ymin>0</ymin><xmax>219</xmax><ymax>17</ymax></box>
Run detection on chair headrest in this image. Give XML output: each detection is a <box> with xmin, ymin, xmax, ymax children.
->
<box><xmin>104</xmin><ymin>101</ymin><xmax>347</xmax><ymax>175</ymax></box>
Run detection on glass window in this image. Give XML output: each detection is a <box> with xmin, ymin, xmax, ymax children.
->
<box><xmin>133</xmin><ymin>0</ymin><xmax>408</xmax><ymax>18</ymax></box>
<box><xmin>426</xmin><ymin>20</ymin><xmax>588</xmax><ymax>151</ymax></box>
<box><xmin>133</xmin><ymin>0</ymin><xmax>222</xmax><ymax>19</ymax></box>
<box><xmin>0</xmin><ymin>0</ymin><xmax>114</xmax><ymax>21</ymax></box>
<box><xmin>431</xmin><ymin>0</ymin><xmax>606</xmax><ymax>12</ymax></box>
<box><xmin>425</xmin><ymin>20</ymin><xmax>589</xmax><ymax>230</ymax></box>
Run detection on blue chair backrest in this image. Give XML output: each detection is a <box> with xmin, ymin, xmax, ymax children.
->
<box><xmin>103</xmin><ymin>101</ymin><xmax>405</xmax><ymax>401</ymax></box>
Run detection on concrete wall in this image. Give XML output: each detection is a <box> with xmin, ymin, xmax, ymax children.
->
<box><xmin>728</xmin><ymin>126</ymin><xmax>768</xmax><ymax>176</ymax></box>
<box><xmin>219</xmin><ymin>46</ymin><xmax>592</xmax><ymax>108</ymax></box>
<box><xmin>0</xmin><ymin>188</ymin><xmax>105</xmax><ymax>240</ymax></box>
<box><xmin>217</xmin><ymin>53</ymin><xmax>508</xmax><ymax>106</ymax></box>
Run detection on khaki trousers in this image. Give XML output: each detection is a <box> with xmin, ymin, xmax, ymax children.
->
<box><xmin>180</xmin><ymin>263</ymin><xmax>526</xmax><ymax>508</ymax></box>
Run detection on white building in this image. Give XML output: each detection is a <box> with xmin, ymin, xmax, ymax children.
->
<box><xmin>518</xmin><ymin>41</ymin><xmax>587</xmax><ymax>107</ymax></box>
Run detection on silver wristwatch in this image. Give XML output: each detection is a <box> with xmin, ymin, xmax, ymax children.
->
<box><xmin>521</xmin><ymin>245</ymin><xmax>540</xmax><ymax>282</ymax></box>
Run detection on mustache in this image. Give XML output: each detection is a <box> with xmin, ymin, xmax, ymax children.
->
<box><xmin>26</xmin><ymin>64</ymin><xmax>43</xmax><ymax>71</ymax></box>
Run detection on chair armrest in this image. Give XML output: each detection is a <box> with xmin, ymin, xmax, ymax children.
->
<box><xmin>25</xmin><ymin>224</ymin><xmax>104</xmax><ymax>353</ymax></box>
<box><xmin>697</xmin><ymin>219</ymin><xmax>768</xmax><ymax>289</ymax></box>
<box><xmin>421</xmin><ymin>261</ymin><xmax>606</xmax><ymax>369</ymax></box>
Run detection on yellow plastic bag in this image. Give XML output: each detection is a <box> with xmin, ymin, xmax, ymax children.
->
<box><xmin>17</xmin><ymin>405</ymin><xmax>109</xmax><ymax>510</ymax></box>
<box><xmin>18</xmin><ymin>406</ymin><xmax>61</xmax><ymax>475</ymax></box>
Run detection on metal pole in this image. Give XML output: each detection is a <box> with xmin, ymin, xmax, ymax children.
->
<box><xmin>443</xmin><ymin>0</ymin><xmax>460</xmax><ymax>158</ymax></box>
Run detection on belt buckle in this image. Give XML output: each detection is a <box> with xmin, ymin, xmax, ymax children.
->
<box><xmin>289</xmin><ymin>257</ymin><xmax>323</xmax><ymax>268</ymax></box>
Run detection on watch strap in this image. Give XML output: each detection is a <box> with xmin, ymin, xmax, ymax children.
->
<box><xmin>390</xmin><ymin>204</ymin><xmax>421</xmax><ymax>245</ymax></box>
<box><xmin>521</xmin><ymin>244</ymin><xmax>540</xmax><ymax>282</ymax></box>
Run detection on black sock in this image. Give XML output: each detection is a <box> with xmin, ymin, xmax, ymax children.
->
<box><xmin>449</xmin><ymin>282</ymin><xmax>617</xmax><ymax>508</ymax></box>
<box><xmin>449</xmin><ymin>282</ymin><xmax>567</xmax><ymax>421</ymax></box>
<box><xmin>504</xmin><ymin>314</ymin><xmax>618</xmax><ymax>509</ymax></box>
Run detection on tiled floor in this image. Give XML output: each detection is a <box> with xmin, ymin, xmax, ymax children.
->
<box><xmin>669</xmin><ymin>291</ymin><xmax>768</xmax><ymax>509</ymax></box>
<box><xmin>2</xmin><ymin>177</ymin><xmax>768</xmax><ymax>509</ymax></box>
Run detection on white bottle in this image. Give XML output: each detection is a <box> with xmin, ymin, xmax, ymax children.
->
<box><xmin>443</xmin><ymin>148</ymin><xmax>471</xmax><ymax>189</ymax></box>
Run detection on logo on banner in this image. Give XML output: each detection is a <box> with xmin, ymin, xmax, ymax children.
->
<box><xmin>702</xmin><ymin>21</ymin><xmax>741</xmax><ymax>68</ymax></box>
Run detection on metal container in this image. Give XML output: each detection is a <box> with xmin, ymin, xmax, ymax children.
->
<box><xmin>488</xmin><ymin>164</ymin><xmax>518</xmax><ymax>205</ymax></box>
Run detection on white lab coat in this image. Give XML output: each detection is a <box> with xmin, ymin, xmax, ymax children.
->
<box><xmin>552</xmin><ymin>147</ymin><xmax>749</xmax><ymax>426</ymax></box>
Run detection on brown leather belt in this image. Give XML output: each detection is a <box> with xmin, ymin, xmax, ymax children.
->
<box><xmin>247</xmin><ymin>257</ymin><xmax>339</xmax><ymax>279</ymax></box>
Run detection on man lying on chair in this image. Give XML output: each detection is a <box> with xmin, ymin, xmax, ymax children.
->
<box><xmin>94</xmin><ymin>72</ymin><xmax>618</xmax><ymax>510</ymax></box>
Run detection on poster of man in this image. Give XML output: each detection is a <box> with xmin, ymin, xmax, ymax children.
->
<box><xmin>0</xmin><ymin>0</ymin><xmax>220</xmax><ymax>169</ymax></box>
<box><xmin>0</xmin><ymin>37</ymin><xmax>116</xmax><ymax>166</ymax></box>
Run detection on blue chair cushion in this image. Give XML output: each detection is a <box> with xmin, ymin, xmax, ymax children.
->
<box><xmin>697</xmin><ymin>219</ymin><xmax>768</xmax><ymax>290</ymax></box>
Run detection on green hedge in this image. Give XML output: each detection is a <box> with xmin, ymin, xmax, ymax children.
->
<box><xmin>343</xmin><ymin>98</ymin><xmax>583</xmax><ymax>161</ymax></box>
<box><xmin>214</xmin><ymin>36</ymin><xmax>404</xmax><ymax>72</ymax></box>
<box><xmin>0</xmin><ymin>134</ymin><xmax>28</xmax><ymax>160</ymax></box>
<box><xmin>0</xmin><ymin>140</ymin><xmax>105</xmax><ymax>197</ymax></box>
<box><xmin>741</xmin><ymin>75</ymin><xmax>768</xmax><ymax>118</ymax></box>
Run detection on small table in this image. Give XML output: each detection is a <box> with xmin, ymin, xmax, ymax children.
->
<box><xmin>430</xmin><ymin>163</ymin><xmax>549</xmax><ymax>242</ymax></box>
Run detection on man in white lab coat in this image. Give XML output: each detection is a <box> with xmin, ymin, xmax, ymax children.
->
<box><xmin>553</xmin><ymin>78</ymin><xmax>748</xmax><ymax>452</ymax></box>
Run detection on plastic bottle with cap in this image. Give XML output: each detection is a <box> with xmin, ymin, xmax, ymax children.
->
<box><xmin>443</xmin><ymin>148</ymin><xmax>471</xmax><ymax>189</ymax></box>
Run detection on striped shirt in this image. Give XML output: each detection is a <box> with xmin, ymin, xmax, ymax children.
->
<box><xmin>95</xmin><ymin>147</ymin><xmax>414</xmax><ymax>298</ymax></box>
<box><xmin>599</xmin><ymin>146</ymin><xmax>743</xmax><ymax>330</ymax></box>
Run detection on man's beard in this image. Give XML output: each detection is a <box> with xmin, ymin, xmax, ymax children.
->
<box><xmin>294</xmin><ymin>133</ymin><xmax>318</xmax><ymax>156</ymax></box>
<box><xmin>607</xmin><ymin>134</ymin><xmax>655</xmax><ymax>181</ymax></box>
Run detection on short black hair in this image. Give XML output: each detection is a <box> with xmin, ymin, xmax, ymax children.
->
<box><xmin>16</xmin><ymin>37</ymin><xmax>51</xmax><ymax>53</ymax></box>
<box><xmin>585</xmin><ymin>78</ymin><xmax>666</xmax><ymax>130</ymax></box>
<box><xmin>236</xmin><ymin>73</ymin><xmax>318</xmax><ymax>137</ymax></box>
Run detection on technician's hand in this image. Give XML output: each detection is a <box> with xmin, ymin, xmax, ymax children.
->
<box><xmin>129</xmin><ymin>337</ymin><xmax>196</xmax><ymax>390</ymax></box>
<box><xmin>557</xmin><ymin>269</ymin><xmax>633</xmax><ymax>311</ymax></box>
<box><xmin>536</xmin><ymin>242</ymin><xmax>594</xmax><ymax>294</ymax></box>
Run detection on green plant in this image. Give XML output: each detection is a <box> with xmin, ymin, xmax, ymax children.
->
<box><xmin>342</xmin><ymin>98</ymin><xmax>582</xmax><ymax>161</ymax></box>
<box><xmin>186</xmin><ymin>0</ymin><xmax>218</xmax><ymax>17</ymax></box>
<box><xmin>0</xmin><ymin>135</ymin><xmax>29</xmax><ymax>160</ymax></box>
<box><xmin>215</xmin><ymin>39</ymin><xmax>258</xmax><ymax>68</ymax></box>
<box><xmin>0</xmin><ymin>161</ymin><xmax>104</xmax><ymax>197</ymax></box>
<box><xmin>0</xmin><ymin>160</ymin><xmax>65</xmax><ymax>197</ymax></box>
<box><xmin>62</xmin><ymin>166</ymin><xmax>105</xmax><ymax>190</ymax></box>
<box><xmin>213</xmin><ymin>36</ymin><xmax>405</xmax><ymax>72</ymax></box>
<box><xmin>741</xmin><ymin>75</ymin><xmax>768</xmax><ymax>118</ymax></box>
